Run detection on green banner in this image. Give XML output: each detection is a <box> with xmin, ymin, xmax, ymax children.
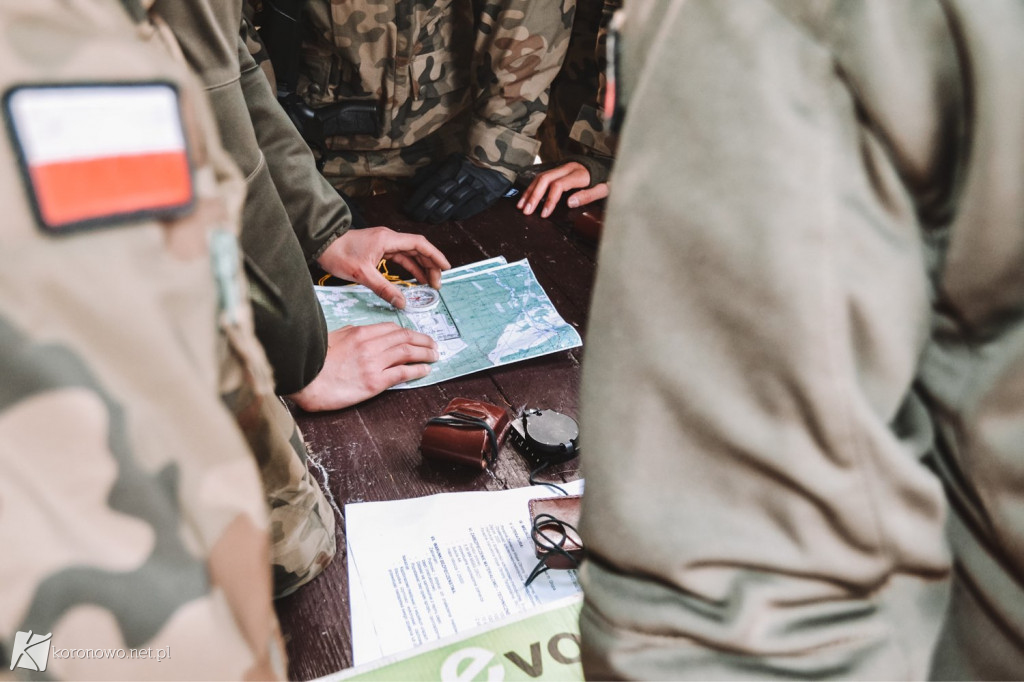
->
<box><xmin>330</xmin><ymin>596</ymin><xmax>583</xmax><ymax>681</ymax></box>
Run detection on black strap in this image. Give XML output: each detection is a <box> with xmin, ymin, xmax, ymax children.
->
<box><xmin>524</xmin><ymin>513</ymin><xmax>584</xmax><ymax>587</ymax></box>
<box><xmin>528</xmin><ymin>461</ymin><xmax>568</xmax><ymax>496</ymax></box>
<box><xmin>425</xmin><ymin>411</ymin><xmax>500</xmax><ymax>467</ymax></box>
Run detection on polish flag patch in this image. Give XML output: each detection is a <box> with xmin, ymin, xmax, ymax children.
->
<box><xmin>5</xmin><ymin>83</ymin><xmax>194</xmax><ymax>232</ymax></box>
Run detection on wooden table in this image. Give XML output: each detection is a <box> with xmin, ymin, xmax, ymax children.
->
<box><xmin>276</xmin><ymin>192</ymin><xmax>599</xmax><ymax>681</ymax></box>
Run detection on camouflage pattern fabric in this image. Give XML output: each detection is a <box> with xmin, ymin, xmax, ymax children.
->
<box><xmin>241</xmin><ymin>5</ymin><xmax>277</xmax><ymax>87</ymax></box>
<box><xmin>156</xmin><ymin>0</ymin><xmax>338</xmax><ymax>598</ymax></box>
<box><xmin>221</xmin><ymin>385</ymin><xmax>337</xmax><ymax>599</ymax></box>
<box><xmin>540</xmin><ymin>0</ymin><xmax>620</xmax><ymax>156</ymax></box>
<box><xmin>0</xmin><ymin>1</ymin><xmax>288</xmax><ymax>678</ymax></box>
<box><xmin>568</xmin><ymin>104</ymin><xmax>615</xmax><ymax>158</ymax></box>
<box><xmin>537</xmin><ymin>0</ymin><xmax>619</xmax><ymax>178</ymax></box>
<box><xmin>293</xmin><ymin>0</ymin><xmax>575</xmax><ymax>193</ymax></box>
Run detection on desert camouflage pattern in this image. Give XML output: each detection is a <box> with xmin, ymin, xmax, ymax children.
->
<box><xmin>157</xmin><ymin>0</ymin><xmax>338</xmax><ymax>597</ymax></box>
<box><xmin>538</xmin><ymin>0</ymin><xmax>619</xmax><ymax>166</ymax></box>
<box><xmin>295</xmin><ymin>0</ymin><xmax>575</xmax><ymax>193</ymax></box>
<box><xmin>0</xmin><ymin>2</ymin><xmax>290</xmax><ymax>679</ymax></box>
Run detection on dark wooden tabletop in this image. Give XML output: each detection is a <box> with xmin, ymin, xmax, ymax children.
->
<box><xmin>275</xmin><ymin>192</ymin><xmax>599</xmax><ymax>681</ymax></box>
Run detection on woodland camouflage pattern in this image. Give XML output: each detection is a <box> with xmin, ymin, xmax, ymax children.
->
<box><xmin>0</xmin><ymin>2</ymin><xmax>323</xmax><ymax>678</ymax></box>
<box><xmin>538</xmin><ymin>0</ymin><xmax>619</xmax><ymax>178</ymax></box>
<box><xmin>293</xmin><ymin>0</ymin><xmax>575</xmax><ymax>194</ymax></box>
<box><xmin>222</xmin><ymin>384</ymin><xmax>337</xmax><ymax>598</ymax></box>
<box><xmin>242</xmin><ymin>8</ymin><xmax>278</xmax><ymax>88</ymax></box>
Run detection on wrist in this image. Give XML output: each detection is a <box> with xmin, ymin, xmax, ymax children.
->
<box><xmin>311</xmin><ymin>227</ymin><xmax>348</xmax><ymax>266</ymax></box>
<box><xmin>564</xmin><ymin>154</ymin><xmax>611</xmax><ymax>187</ymax></box>
<box><xmin>287</xmin><ymin>372</ymin><xmax>329</xmax><ymax>412</ymax></box>
<box><xmin>315</xmin><ymin>231</ymin><xmax>353</xmax><ymax>279</ymax></box>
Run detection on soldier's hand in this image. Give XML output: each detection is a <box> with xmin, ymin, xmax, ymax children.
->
<box><xmin>317</xmin><ymin>226</ymin><xmax>451</xmax><ymax>308</ymax></box>
<box><xmin>405</xmin><ymin>154</ymin><xmax>512</xmax><ymax>223</ymax></box>
<box><xmin>288</xmin><ymin>324</ymin><xmax>439</xmax><ymax>411</ymax></box>
<box><xmin>517</xmin><ymin>161</ymin><xmax>609</xmax><ymax>218</ymax></box>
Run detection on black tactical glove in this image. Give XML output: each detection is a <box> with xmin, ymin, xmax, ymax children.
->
<box><xmin>405</xmin><ymin>154</ymin><xmax>512</xmax><ymax>223</ymax></box>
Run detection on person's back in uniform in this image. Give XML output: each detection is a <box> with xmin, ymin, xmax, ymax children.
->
<box><xmin>0</xmin><ymin>1</ymin><xmax>303</xmax><ymax>676</ymax></box>
<box><xmin>579</xmin><ymin>0</ymin><xmax>1024</xmax><ymax>678</ymax></box>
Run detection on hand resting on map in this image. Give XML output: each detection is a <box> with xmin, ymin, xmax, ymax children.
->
<box><xmin>289</xmin><ymin>323</ymin><xmax>439</xmax><ymax>411</ymax></box>
<box><xmin>290</xmin><ymin>226</ymin><xmax>451</xmax><ymax>412</ymax></box>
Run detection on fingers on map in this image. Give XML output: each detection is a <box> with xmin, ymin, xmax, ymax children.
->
<box><xmin>315</xmin><ymin>257</ymin><xmax>582</xmax><ymax>388</ymax></box>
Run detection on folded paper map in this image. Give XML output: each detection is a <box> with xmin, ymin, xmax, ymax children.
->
<box><xmin>315</xmin><ymin>258</ymin><xmax>583</xmax><ymax>388</ymax></box>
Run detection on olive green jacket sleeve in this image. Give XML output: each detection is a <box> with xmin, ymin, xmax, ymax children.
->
<box><xmin>237</xmin><ymin>28</ymin><xmax>354</xmax><ymax>262</ymax></box>
<box><xmin>153</xmin><ymin>0</ymin><xmax>327</xmax><ymax>394</ymax></box>
<box><xmin>468</xmin><ymin>0</ymin><xmax>577</xmax><ymax>181</ymax></box>
<box><xmin>151</xmin><ymin>1</ymin><xmax>337</xmax><ymax>599</ymax></box>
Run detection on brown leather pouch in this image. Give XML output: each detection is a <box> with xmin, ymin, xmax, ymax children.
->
<box><xmin>570</xmin><ymin>206</ymin><xmax>604</xmax><ymax>242</ymax></box>
<box><xmin>528</xmin><ymin>494</ymin><xmax>583</xmax><ymax>569</ymax></box>
<box><xmin>420</xmin><ymin>397</ymin><xmax>512</xmax><ymax>470</ymax></box>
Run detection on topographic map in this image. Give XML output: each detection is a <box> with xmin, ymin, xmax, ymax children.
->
<box><xmin>315</xmin><ymin>257</ymin><xmax>582</xmax><ymax>388</ymax></box>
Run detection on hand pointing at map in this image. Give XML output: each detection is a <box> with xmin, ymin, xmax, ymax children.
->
<box><xmin>289</xmin><ymin>226</ymin><xmax>451</xmax><ymax>412</ymax></box>
<box><xmin>317</xmin><ymin>226</ymin><xmax>451</xmax><ymax>308</ymax></box>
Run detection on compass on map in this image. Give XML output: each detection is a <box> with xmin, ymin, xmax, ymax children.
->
<box><xmin>402</xmin><ymin>286</ymin><xmax>441</xmax><ymax>312</ymax></box>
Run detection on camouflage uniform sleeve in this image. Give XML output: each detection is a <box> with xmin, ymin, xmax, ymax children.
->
<box><xmin>468</xmin><ymin>0</ymin><xmax>576</xmax><ymax>181</ymax></box>
<box><xmin>539</xmin><ymin>0</ymin><xmax>618</xmax><ymax>181</ymax></box>
<box><xmin>0</xmin><ymin>2</ymin><xmax>288</xmax><ymax>678</ymax></box>
<box><xmin>238</xmin><ymin>20</ymin><xmax>354</xmax><ymax>263</ymax></box>
<box><xmin>567</xmin><ymin>104</ymin><xmax>615</xmax><ymax>160</ymax></box>
<box><xmin>567</xmin><ymin>0</ymin><xmax>621</xmax><ymax>156</ymax></box>
<box><xmin>220</xmin><ymin>344</ymin><xmax>338</xmax><ymax>599</ymax></box>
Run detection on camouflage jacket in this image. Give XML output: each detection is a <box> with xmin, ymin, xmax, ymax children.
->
<box><xmin>0</xmin><ymin>1</ymin><xmax>287</xmax><ymax>678</ymax></box>
<box><xmin>296</xmin><ymin>0</ymin><xmax>576</xmax><ymax>186</ymax></box>
<box><xmin>538</xmin><ymin>0</ymin><xmax>619</xmax><ymax>184</ymax></box>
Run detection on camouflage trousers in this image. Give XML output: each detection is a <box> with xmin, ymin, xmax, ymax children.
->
<box><xmin>221</xmin><ymin>330</ymin><xmax>336</xmax><ymax>599</ymax></box>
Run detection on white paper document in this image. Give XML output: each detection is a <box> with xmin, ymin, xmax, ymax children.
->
<box><xmin>346</xmin><ymin>481</ymin><xmax>585</xmax><ymax>665</ymax></box>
